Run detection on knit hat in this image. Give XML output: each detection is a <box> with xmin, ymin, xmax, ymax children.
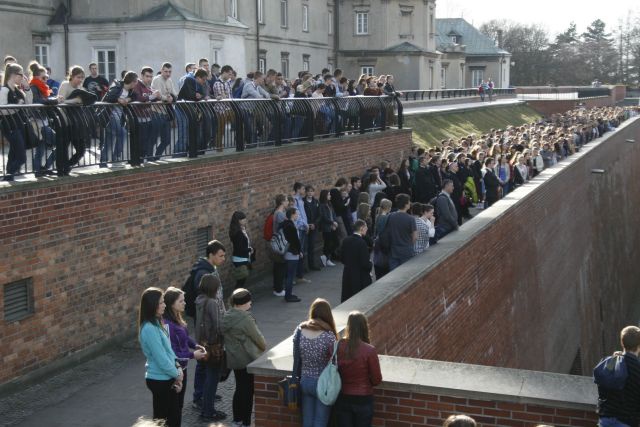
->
<box><xmin>231</xmin><ymin>288</ymin><xmax>252</xmax><ymax>306</ymax></box>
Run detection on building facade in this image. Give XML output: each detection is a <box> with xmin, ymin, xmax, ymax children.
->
<box><xmin>0</xmin><ymin>0</ymin><xmax>509</xmax><ymax>90</ymax></box>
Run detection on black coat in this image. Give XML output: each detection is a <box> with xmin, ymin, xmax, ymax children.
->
<box><xmin>415</xmin><ymin>166</ymin><xmax>436</xmax><ymax>203</ymax></box>
<box><xmin>340</xmin><ymin>234</ymin><xmax>373</xmax><ymax>302</ymax></box>
<box><xmin>483</xmin><ymin>169</ymin><xmax>501</xmax><ymax>205</ymax></box>
<box><xmin>303</xmin><ymin>197</ymin><xmax>320</xmax><ymax>228</ymax></box>
<box><xmin>282</xmin><ymin>219</ymin><xmax>302</xmax><ymax>255</ymax></box>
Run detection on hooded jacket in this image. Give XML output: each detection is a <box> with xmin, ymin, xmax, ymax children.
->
<box><xmin>195</xmin><ymin>294</ymin><xmax>223</xmax><ymax>345</ymax></box>
<box><xmin>221</xmin><ymin>307</ymin><xmax>266</xmax><ymax>370</ymax></box>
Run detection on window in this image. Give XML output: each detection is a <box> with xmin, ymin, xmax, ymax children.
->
<box><xmin>302</xmin><ymin>5</ymin><xmax>309</xmax><ymax>32</ymax></box>
<box><xmin>360</xmin><ymin>66</ymin><xmax>374</xmax><ymax>76</ymax></box>
<box><xmin>95</xmin><ymin>48</ymin><xmax>116</xmax><ymax>83</ymax></box>
<box><xmin>355</xmin><ymin>12</ymin><xmax>368</xmax><ymax>35</ymax></box>
<box><xmin>281</xmin><ymin>53</ymin><xmax>289</xmax><ymax>78</ymax></box>
<box><xmin>3</xmin><ymin>278</ymin><xmax>34</xmax><ymax>322</ymax></box>
<box><xmin>280</xmin><ymin>0</ymin><xmax>288</xmax><ymax>28</ymax></box>
<box><xmin>230</xmin><ymin>0</ymin><xmax>238</xmax><ymax>19</ymax></box>
<box><xmin>471</xmin><ymin>69</ymin><xmax>484</xmax><ymax>87</ymax></box>
<box><xmin>257</xmin><ymin>0</ymin><xmax>264</xmax><ymax>23</ymax></box>
<box><xmin>328</xmin><ymin>11</ymin><xmax>333</xmax><ymax>35</ymax></box>
<box><xmin>450</xmin><ymin>35</ymin><xmax>458</xmax><ymax>43</ymax></box>
<box><xmin>441</xmin><ymin>67</ymin><xmax>447</xmax><ymax>89</ymax></box>
<box><xmin>212</xmin><ymin>49</ymin><xmax>220</xmax><ymax>66</ymax></box>
<box><xmin>34</xmin><ymin>44</ymin><xmax>49</xmax><ymax>67</ymax></box>
<box><xmin>302</xmin><ymin>55</ymin><xmax>310</xmax><ymax>72</ymax></box>
<box><xmin>259</xmin><ymin>58</ymin><xmax>266</xmax><ymax>74</ymax></box>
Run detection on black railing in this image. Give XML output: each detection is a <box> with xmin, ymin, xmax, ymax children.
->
<box><xmin>402</xmin><ymin>88</ymin><xmax>516</xmax><ymax>102</ymax></box>
<box><xmin>516</xmin><ymin>86</ymin><xmax>612</xmax><ymax>100</ymax></box>
<box><xmin>0</xmin><ymin>95</ymin><xmax>402</xmax><ymax>179</ymax></box>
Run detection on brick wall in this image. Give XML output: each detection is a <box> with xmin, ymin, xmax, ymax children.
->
<box><xmin>253</xmin><ymin>375</ymin><xmax>598</xmax><ymax>427</ymax></box>
<box><xmin>366</xmin><ymin>118</ymin><xmax>640</xmax><ymax>374</ymax></box>
<box><xmin>527</xmin><ymin>96</ymin><xmax>614</xmax><ymax>116</ymax></box>
<box><xmin>0</xmin><ymin>130</ymin><xmax>412</xmax><ymax>385</ymax></box>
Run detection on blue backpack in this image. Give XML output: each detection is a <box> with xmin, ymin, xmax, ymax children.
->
<box><xmin>317</xmin><ymin>340</ymin><xmax>342</xmax><ymax>405</ymax></box>
<box><xmin>593</xmin><ymin>354</ymin><xmax>628</xmax><ymax>390</ymax></box>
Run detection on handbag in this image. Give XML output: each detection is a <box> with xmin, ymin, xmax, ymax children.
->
<box><xmin>199</xmin><ymin>300</ymin><xmax>224</xmax><ymax>365</ymax></box>
<box><xmin>232</xmin><ymin>264</ymin><xmax>250</xmax><ymax>281</ymax></box>
<box><xmin>278</xmin><ymin>328</ymin><xmax>302</xmax><ymax>410</ymax></box>
<box><xmin>316</xmin><ymin>339</ymin><xmax>342</xmax><ymax>406</ymax></box>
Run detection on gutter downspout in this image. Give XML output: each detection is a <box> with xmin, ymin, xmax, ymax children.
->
<box><xmin>64</xmin><ymin>0</ymin><xmax>71</xmax><ymax>72</ymax></box>
<box><xmin>255</xmin><ymin>0</ymin><xmax>260</xmax><ymax>70</ymax></box>
<box><xmin>334</xmin><ymin>1</ymin><xmax>339</xmax><ymax>68</ymax></box>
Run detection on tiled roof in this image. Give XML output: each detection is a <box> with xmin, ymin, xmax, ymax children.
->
<box><xmin>436</xmin><ymin>18</ymin><xmax>510</xmax><ymax>56</ymax></box>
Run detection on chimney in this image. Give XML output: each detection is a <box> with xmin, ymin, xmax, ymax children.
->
<box><xmin>496</xmin><ymin>29</ymin><xmax>503</xmax><ymax>48</ymax></box>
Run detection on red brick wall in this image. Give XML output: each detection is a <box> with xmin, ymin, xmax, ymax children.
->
<box><xmin>367</xmin><ymin>118</ymin><xmax>640</xmax><ymax>374</ymax></box>
<box><xmin>0</xmin><ymin>130</ymin><xmax>412</xmax><ymax>385</ymax></box>
<box><xmin>527</xmin><ymin>96</ymin><xmax>614</xmax><ymax>116</ymax></box>
<box><xmin>254</xmin><ymin>375</ymin><xmax>598</xmax><ymax>427</ymax></box>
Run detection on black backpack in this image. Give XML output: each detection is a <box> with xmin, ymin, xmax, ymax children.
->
<box><xmin>182</xmin><ymin>269</ymin><xmax>198</xmax><ymax>319</ymax></box>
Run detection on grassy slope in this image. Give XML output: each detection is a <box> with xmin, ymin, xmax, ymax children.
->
<box><xmin>405</xmin><ymin>104</ymin><xmax>542</xmax><ymax>147</ymax></box>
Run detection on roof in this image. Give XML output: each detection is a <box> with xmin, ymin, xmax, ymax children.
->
<box><xmin>385</xmin><ymin>42</ymin><xmax>425</xmax><ymax>53</ymax></box>
<box><xmin>49</xmin><ymin>1</ymin><xmax>248</xmax><ymax>29</ymax></box>
<box><xmin>435</xmin><ymin>18</ymin><xmax>510</xmax><ymax>56</ymax></box>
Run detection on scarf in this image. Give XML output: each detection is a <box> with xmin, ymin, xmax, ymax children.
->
<box><xmin>300</xmin><ymin>318</ymin><xmax>336</xmax><ymax>336</ymax></box>
<box><xmin>30</xmin><ymin>78</ymin><xmax>52</xmax><ymax>97</ymax></box>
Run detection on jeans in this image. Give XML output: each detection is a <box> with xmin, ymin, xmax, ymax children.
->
<box><xmin>233</xmin><ymin>368</ymin><xmax>254</xmax><ymax>426</ymax></box>
<box><xmin>138</xmin><ymin>120</ymin><xmax>156</xmax><ymax>159</ymax></box>
<box><xmin>285</xmin><ymin>259</ymin><xmax>298</xmax><ymax>298</ymax></box>
<box><xmin>174</xmin><ymin>107</ymin><xmax>188</xmax><ymax>154</ymax></box>
<box><xmin>335</xmin><ymin>395</ymin><xmax>374</xmax><ymax>427</ymax></box>
<box><xmin>599</xmin><ymin>417</ymin><xmax>630</xmax><ymax>427</ymax></box>
<box><xmin>201</xmin><ymin>363</ymin><xmax>221</xmax><ymax>417</ymax></box>
<box><xmin>273</xmin><ymin>261</ymin><xmax>286</xmax><ymax>292</ymax></box>
<box><xmin>145</xmin><ymin>378</ymin><xmax>180</xmax><ymax>427</ymax></box>
<box><xmin>501</xmin><ymin>182</ymin><xmax>510</xmax><ymax>196</ymax></box>
<box><xmin>33</xmin><ymin>126</ymin><xmax>55</xmax><ymax>173</ymax></box>
<box><xmin>300</xmin><ymin>376</ymin><xmax>331</xmax><ymax>427</ymax></box>
<box><xmin>102</xmin><ymin>114</ymin><xmax>126</xmax><ymax>163</ymax></box>
<box><xmin>297</xmin><ymin>233</ymin><xmax>308</xmax><ymax>278</ymax></box>
<box><xmin>192</xmin><ymin>360</ymin><xmax>206</xmax><ymax>403</ymax></box>
<box><xmin>153</xmin><ymin>114</ymin><xmax>172</xmax><ymax>157</ymax></box>
<box><xmin>389</xmin><ymin>255</ymin><xmax>412</xmax><ymax>271</ymax></box>
<box><xmin>4</xmin><ymin>128</ymin><xmax>26</xmax><ymax>175</ymax></box>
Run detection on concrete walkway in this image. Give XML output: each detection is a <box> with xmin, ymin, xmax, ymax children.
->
<box><xmin>403</xmin><ymin>97</ymin><xmax>524</xmax><ymax>115</ymax></box>
<box><xmin>0</xmin><ymin>264</ymin><xmax>344</xmax><ymax>427</ymax></box>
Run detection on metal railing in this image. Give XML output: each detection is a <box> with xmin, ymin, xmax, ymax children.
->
<box><xmin>516</xmin><ymin>86</ymin><xmax>612</xmax><ymax>100</ymax></box>
<box><xmin>0</xmin><ymin>95</ymin><xmax>402</xmax><ymax>179</ymax></box>
<box><xmin>401</xmin><ymin>88</ymin><xmax>516</xmax><ymax>102</ymax></box>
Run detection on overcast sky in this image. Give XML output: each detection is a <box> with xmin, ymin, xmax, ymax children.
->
<box><xmin>437</xmin><ymin>0</ymin><xmax>640</xmax><ymax>37</ymax></box>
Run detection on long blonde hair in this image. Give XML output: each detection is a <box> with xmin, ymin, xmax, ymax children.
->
<box><xmin>2</xmin><ymin>63</ymin><xmax>23</xmax><ymax>87</ymax></box>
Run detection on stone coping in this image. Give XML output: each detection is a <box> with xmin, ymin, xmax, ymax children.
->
<box><xmin>249</xmin><ymin>351</ymin><xmax>597</xmax><ymax>410</ymax></box>
<box><xmin>248</xmin><ymin>116</ymin><xmax>640</xmax><ymax>410</ymax></box>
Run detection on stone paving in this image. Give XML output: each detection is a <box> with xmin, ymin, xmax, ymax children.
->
<box><xmin>0</xmin><ymin>262</ymin><xmax>343</xmax><ymax>427</ymax></box>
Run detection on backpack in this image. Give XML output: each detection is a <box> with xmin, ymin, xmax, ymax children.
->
<box><xmin>182</xmin><ymin>269</ymin><xmax>197</xmax><ymax>319</ymax></box>
<box><xmin>593</xmin><ymin>354</ymin><xmax>628</xmax><ymax>390</ymax></box>
<box><xmin>263</xmin><ymin>213</ymin><xmax>275</xmax><ymax>241</ymax></box>
<box><xmin>316</xmin><ymin>340</ymin><xmax>342</xmax><ymax>405</ymax></box>
<box><xmin>270</xmin><ymin>230</ymin><xmax>289</xmax><ymax>256</ymax></box>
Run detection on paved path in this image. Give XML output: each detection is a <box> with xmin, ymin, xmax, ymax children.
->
<box><xmin>403</xmin><ymin>97</ymin><xmax>524</xmax><ymax>116</ymax></box>
<box><xmin>0</xmin><ymin>265</ymin><xmax>344</xmax><ymax>427</ymax></box>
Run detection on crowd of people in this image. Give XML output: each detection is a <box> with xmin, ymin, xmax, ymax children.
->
<box><xmin>1</xmin><ymin>54</ymin><xmax>401</xmax><ymax>181</ymax></box>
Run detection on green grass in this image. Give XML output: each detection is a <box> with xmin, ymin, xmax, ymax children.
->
<box><xmin>405</xmin><ymin>104</ymin><xmax>542</xmax><ymax>147</ymax></box>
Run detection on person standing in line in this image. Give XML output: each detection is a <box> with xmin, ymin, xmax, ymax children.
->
<box><xmin>318</xmin><ymin>189</ymin><xmax>339</xmax><ymax>267</ymax></box>
<box><xmin>483</xmin><ymin>158</ymin><xmax>501</xmax><ymax>207</ymax></box>
<box><xmin>340</xmin><ymin>220</ymin><xmax>373</xmax><ymax>302</ymax></box>
<box><xmin>222</xmin><ymin>289</ymin><xmax>266</xmax><ymax>427</ymax></box>
<box><xmin>272</xmin><ymin>194</ymin><xmax>289</xmax><ymax>297</ymax></box>
<box><xmin>195</xmin><ymin>275</ymin><xmax>227</xmax><ymax>421</ymax></box>
<box><xmin>385</xmin><ymin>194</ymin><xmax>417</xmax><ymax>271</ymax></box>
<box><xmin>1</xmin><ymin>63</ymin><xmax>32</xmax><ymax>181</ymax></box>
<box><xmin>138</xmin><ymin>287</ymin><xmax>184</xmax><ymax>427</ymax></box>
<box><xmin>413</xmin><ymin>203</ymin><xmax>436</xmax><ymax>255</ymax></box>
<box><xmin>373</xmin><ymin>199</ymin><xmax>392</xmax><ymax>280</ymax></box>
<box><xmin>282</xmin><ymin>207</ymin><xmax>303</xmax><ymax>302</ymax></box>
<box><xmin>229</xmin><ymin>211</ymin><xmax>254</xmax><ymax>289</ymax></box>
<box><xmin>335</xmin><ymin>311</ymin><xmax>382</xmax><ymax>427</ymax></box>
<box><xmin>163</xmin><ymin>287</ymin><xmax>207</xmax><ymax>426</ymax></box>
<box><xmin>304</xmin><ymin>185</ymin><xmax>321</xmax><ymax>271</ymax></box>
<box><xmin>596</xmin><ymin>326</ymin><xmax>640</xmax><ymax>427</ymax></box>
<box><xmin>434</xmin><ymin>180</ymin><xmax>459</xmax><ymax>239</ymax></box>
<box><xmin>293</xmin><ymin>182</ymin><xmax>312</xmax><ymax>283</ymax></box>
<box><xmin>292</xmin><ymin>299</ymin><xmax>339</xmax><ymax>427</ymax></box>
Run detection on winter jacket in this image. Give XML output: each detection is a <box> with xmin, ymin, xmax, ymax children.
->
<box><xmin>221</xmin><ymin>307</ymin><xmax>266</xmax><ymax>370</ymax></box>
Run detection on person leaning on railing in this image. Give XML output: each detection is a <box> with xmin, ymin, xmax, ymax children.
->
<box><xmin>28</xmin><ymin>64</ymin><xmax>58</xmax><ymax>177</ymax></box>
<box><xmin>101</xmin><ymin>71</ymin><xmax>139</xmax><ymax>167</ymax></box>
<box><xmin>57</xmin><ymin>65</ymin><xmax>91</xmax><ymax>173</ymax></box>
<box><xmin>132</xmin><ymin>66</ymin><xmax>171</xmax><ymax>160</ymax></box>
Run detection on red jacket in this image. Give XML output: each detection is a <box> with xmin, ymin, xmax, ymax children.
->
<box><xmin>337</xmin><ymin>340</ymin><xmax>382</xmax><ymax>396</ymax></box>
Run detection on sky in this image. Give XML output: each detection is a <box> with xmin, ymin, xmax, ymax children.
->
<box><xmin>437</xmin><ymin>0</ymin><xmax>640</xmax><ymax>37</ymax></box>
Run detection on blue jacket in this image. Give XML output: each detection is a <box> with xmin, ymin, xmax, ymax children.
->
<box><xmin>139</xmin><ymin>321</ymin><xmax>180</xmax><ymax>380</ymax></box>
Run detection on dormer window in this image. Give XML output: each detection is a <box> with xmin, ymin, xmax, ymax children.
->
<box><xmin>450</xmin><ymin>35</ymin><xmax>458</xmax><ymax>43</ymax></box>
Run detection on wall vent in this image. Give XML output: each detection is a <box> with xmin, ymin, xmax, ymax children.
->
<box><xmin>4</xmin><ymin>278</ymin><xmax>34</xmax><ymax>322</ymax></box>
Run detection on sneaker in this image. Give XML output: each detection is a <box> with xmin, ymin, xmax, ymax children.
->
<box><xmin>273</xmin><ymin>290</ymin><xmax>285</xmax><ymax>297</ymax></box>
<box><xmin>326</xmin><ymin>260</ymin><xmax>336</xmax><ymax>267</ymax></box>
<box><xmin>285</xmin><ymin>295</ymin><xmax>301</xmax><ymax>302</ymax></box>
<box><xmin>320</xmin><ymin>255</ymin><xmax>327</xmax><ymax>266</ymax></box>
<box><xmin>296</xmin><ymin>277</ymin><xmax>311</xmax><ymax>284</ymax></box>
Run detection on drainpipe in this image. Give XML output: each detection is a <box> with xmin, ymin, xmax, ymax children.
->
<box><xmin>63</xmin><ymin>0</ymin><xmax>72</xmax><ymax>72</ymax></box>
<box><xmin>255</xmin><ymin>0</ymin><xmax>260</xmax><ymax>70</ymax></box>
<box><xmin>333</xmin><ymin>1</ymin><xmax>339</xmax><ymax>68</ymax></box>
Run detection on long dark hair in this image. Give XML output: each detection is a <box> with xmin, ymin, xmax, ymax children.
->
<box><xmin>138</xmin><ymin>287</ymin><xmax>164</xmax><ymax>333</ymax></box>
<box><xmin>344</xmin><ymin>311</ymin><xmax>371</xmax><ymax>359</ymax></box>
<box><xmin>308</xmin><ymin>298</ymin><xmax>338</xmax><ymax>338</ymax></box>
<box><xmin>319</xmin><ymin>189</ymin><xmax>330</xmax><ymax>205</ymax></box>
<box><xmin>163</xmin><ymin>286</ymin><xmax>186</xmax><ymax>327</ymax></box>
<box><xmin>228</xmin><ymin>210</ymin><xmax>247</xmax><ymax>240</ymax></box>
